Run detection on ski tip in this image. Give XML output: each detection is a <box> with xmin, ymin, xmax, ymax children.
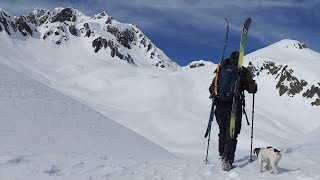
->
<box><xmin>244</xmin><ymin>18</ymin><xmax>252</xmax><ymax>30</ymax></box>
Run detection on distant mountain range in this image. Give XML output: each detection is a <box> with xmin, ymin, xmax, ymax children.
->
<box><xmin>0</xmin><ymin>7</ymin><xmax>179</xmax><ymax>70</ymax></box>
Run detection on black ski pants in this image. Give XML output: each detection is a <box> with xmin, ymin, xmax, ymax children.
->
<box><xmin>215</xmin><ymin>100</ymin><xmax>242</xmax><ymax>164</ymax></box>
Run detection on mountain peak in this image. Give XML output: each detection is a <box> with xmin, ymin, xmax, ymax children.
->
<box><xmin>93</xmin><ymin>11</ymin><xmax>108</xmax><ymax>19</ymax></box>
<box><xmin>245</xmin><ymin>38</ymin><xmax>320</xmax><ymax>106</ymax></box>
<box><xmin>50</xmin><ymin>7</ymin><xmax>88</xmax><ymax>23</ymax></box>
<box><xmin>0</xmin><ymin>8</ymin><xmax>10</xmax><ymax>18</ymax></box>
<box><xmin>184</xmin><ymin>60</ymin><xmax>215</xmax><ymax>69</ymax></box>
<box><xmin>273</xmin><ymin>39</ymin><xmax>307</xmax><ymax>50</ymax></box>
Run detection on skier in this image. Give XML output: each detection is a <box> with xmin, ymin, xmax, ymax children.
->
<box><xmin>209</xmin><ymin>51</ymin><xmax>257</xmax><ymax>170</ymax></box>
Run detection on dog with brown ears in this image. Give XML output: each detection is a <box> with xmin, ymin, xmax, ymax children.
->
<box><xmin>254</xmin><ymin>147</ymin><xmax>283</xmax><ymax>174</ymax></box>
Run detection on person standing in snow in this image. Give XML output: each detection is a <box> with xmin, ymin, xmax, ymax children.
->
<box><xmin>209</xmin><ymin>51</ymin><xmax>257</xmax><ymax>170</ymax></box>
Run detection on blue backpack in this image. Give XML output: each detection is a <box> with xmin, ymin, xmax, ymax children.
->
<box><xmin>215</xmin><ymin>61</ymin><xmax>238</xmax><ymax>102</ymax></box>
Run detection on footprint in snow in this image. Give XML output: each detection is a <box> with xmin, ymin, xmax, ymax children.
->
<box><xmin>0</xmin><ymin>157</ymin><xmax>26</xmax><ymax>167</ymax></box>
<box><xmin>44</xmin><ymin>165</ymin><xmax>61</xmax><ymax>176</ymax></box>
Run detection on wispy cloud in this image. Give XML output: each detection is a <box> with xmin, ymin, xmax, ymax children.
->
<box><xmin>96</xmin><ymin>0</ymin><xmax>318</xmax><ymax>45</ymax></box>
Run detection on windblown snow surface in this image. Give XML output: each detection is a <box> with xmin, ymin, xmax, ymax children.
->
<box><xmin>0</xmin><ymin>25</ymin><xmax>320</xmax><ymax>179</ymax></box>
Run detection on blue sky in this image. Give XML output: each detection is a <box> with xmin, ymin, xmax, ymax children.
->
<box><xmin>0</xmin><ymin>0</ymin><xmax>319</xmax><ymax>66</ymax></box>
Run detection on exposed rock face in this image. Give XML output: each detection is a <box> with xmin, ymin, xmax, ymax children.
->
<box><xmin>295</xmin><ymin>42</ymin><xmax>307</xmax><ymax>49</ymax></box>
<box><xmin>0</xmin><ymin>11</ymin><xmax>12</xmax><ymax>35</ymax></box>
<box><xmin>52</xmin><ymin>8</ymin><xmax>77</xmax><ymax>23</ymax></box>
<box><xmin>105</xmin><ymin>25</ymin><xmax>135</xmax><ymax>49</ymax></box>
<box><xmin>92</xmin><ymin>37</ymin><xmax>135</xmax><ymax>64</ymax></box>
<box><xmin>312</xmin><ymin>99</ymin><xmax>320</xmax><ymax>106</ymax></box>
<box><xmin>303</xmin><ymin>84</ymin><xmax>320</xmax><ymax>106</ymax></box>
<box><xmin>68</xmin><ymin>25</ymin><xmax>78</xmax><ymax>36</ymax></box>
<box><xmin>303</xmin><ymin>85</ymin><xmax>320</xmax><ymax>98</ymax></box>
<box><xmin>17</xmin><ymin>16</ymin><xmax>33</xmax><ymax>36</ymax></box>
<box><xmin>105</xmin><ymin>16</ymin><xmax>113</xmax><ymax>24</ymax></box>
<box><xmin>248</xmin><ymin>61</ymin><xmax>319</xmax><ymax>106</ymax></box>
<box><xmin>94</xmin><ymin>12</ymin><xmax>107</xmax><ymax>19</ymax></box>
<box><xmin>42</xmin><ymin>25</ymin><xmax>68</xmax><ymax>44</ymax></box>
<box><xmin>190</xmin><ymin>63</ymin><xmax>205</xmax><ymax>68</ymax></box>
<box><xmin>26</xmin><ymin>9</ymin><xmax>50</xmax><ymax>26</ymax></box>
<box><xmin>82</xmin><ymin>23</ymin><xmax>93</xmax><ymax>38</ymax></box>
<box><xmin>184</xmin><ymin>60</ymin><xmax>214</xmax><ymax>69</ymax></box>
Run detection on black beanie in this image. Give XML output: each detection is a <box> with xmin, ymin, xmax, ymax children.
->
<box><xmin>230</xmin><ymin>51</ymin><xmax>239</xmax><ymax>60</ymax></box>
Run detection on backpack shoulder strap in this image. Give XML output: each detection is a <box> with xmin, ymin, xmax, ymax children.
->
<box><xmin>214</xmin><ymin>64</ymin><xmax>220</xmax><ymax>96</ymax></box>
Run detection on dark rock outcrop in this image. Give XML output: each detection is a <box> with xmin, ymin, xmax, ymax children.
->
<box><xmin>303</xmin><ymin>85</ymin><xmax>320</xmax><ymax>98</ymax></box>
<box><xmin>52</xmin><ymin>8</ymin><xmax>76</xmax><ymax>23</ymax></box>
<box><xmin>190</xmin><ymin>63</ymin><xmax>205</xmax><ymax>68</ymax></box>
<box><xmin>105</xmin><ymin>16</ymin><xmax>113</xmax><ymax>24</ymax></box>
<box><xmin>275</xmin><ymin>65</ymin><xmax>307</xmax><ymax>96</ymax></box>
<box><xmin>43</xmin><ymin>30</ymin><xmax>53</xmax><ymax>40</ymax></box>
<box><xmin>0</xmin><ymin>12</ymin><xmax>11</xmax><ymax>35</ymax></box>
<box><xmin>95</xmin><ymin>12</ymin><xmax>107</xmax><ymax>19</ymax></box>
<box><xmin>81</xmin><ymin>23</ymin><xmax>94</xmax><ymax>38</ymax></box>
<box><xmin>147</xmin><ymin>43</ymin><xmax>153</xmax><ymax>52</ymax></box>
<box><xmin>26</xmin><ymin>9</ymin><xmax>49</xmax><ymax>26</ymax></box>
<box><xmin>69</xmin><ymin>25</ymin><xmax>78</xmax><ymax>36</ymax></box>
<box><xmin>312</xmin><ymin>99</ymin><xmax>320</xmax><ymax>106</ymax></box>
<box><xmin>16</xmin><ymin>16</ymin><xmax>33</xmax><ymax>36</ymax></box>
<box><xmin>294</xmin><ymin>42</ymin><xmax>307</xmax><ymax>49</ymax></box>
<box><xmin>303</xmin><ymin>84</ymin><xmax>320</xmax><ymax>106</ymax></box>
<box><xmin>106</xmin><ymin>25</ymin><xmax>135</xmax><ymax>49</ymax></box>
<box><xmin>92</xmin><ymin>37</ymin><xmax>135</xmax><ymax>64</ymax></box>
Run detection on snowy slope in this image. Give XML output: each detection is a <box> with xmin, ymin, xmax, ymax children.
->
<box><xmin>0</xmin><ymin>62</ymin><xmax>175</xmax><ymax>179</ymax></box>
<box><xmin>1</xmin><ymin>56</ymin><xmax>320</xmax><ymax>179</ymax></box>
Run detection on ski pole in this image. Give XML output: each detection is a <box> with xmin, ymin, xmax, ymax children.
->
<box><xmin>205</xmin><ymin>98</ymin><xmax>215</xmax><ymax>164</ymax></box>
<box><xmin>204</xmin><ymin>18</ymin><xmax>229</xmax><ymax>164</ymax></box>
<box><xmin>221</xmin><ymin>18</ymin><xmax>229</xmax><ymax>61</ymax></box>
<box><xmin>205</xmin><ymin>127</ymin><xmax>212</xmax><ymax>164</ymax></box>
<box><xmin>250</xmin><ymin>93</ymin><xmax>255</xmax><ymax>162</ymax></box>
<box><xmin>240</xmin><ymin>91</ymin><xmax>250</xmax><ymax>125</ymax></box>
<box><xmin>243</xmin><ymin>107</ymin><xmax>250</xmax><ymax>125</ymax></box>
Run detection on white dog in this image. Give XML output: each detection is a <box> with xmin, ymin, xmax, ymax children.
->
<box><xmin>254</xmin><ymin>147</ymin><xmax>282</xmax><ymax>174</ymax></box>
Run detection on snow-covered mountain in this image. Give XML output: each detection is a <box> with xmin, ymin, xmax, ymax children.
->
<box><xmin>183</xmin><ymin>60</ymin><xmax>215</xmax><ymax>69</ymax></box>
<box><xmin>1</xmin><ymin>7</ymin><xmax>320</xmax><ymax>180</ymax></box>
<box><xmin>245</xmin><ymin>39</ymin><xmax>320</xmax><ymax>106</ymax></box>
<box><xmin>0</xmin><ymin>7</ymin><xmax>179</xmax><ymax>69</ymax></box>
